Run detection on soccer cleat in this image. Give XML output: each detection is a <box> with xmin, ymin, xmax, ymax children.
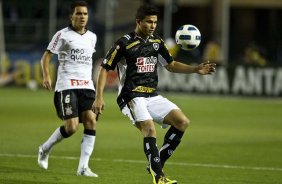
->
<box><xmin>158</xmin><ymin>176</ymin><xmax>177</xmax><ymax>184</ymax></box>
<box><xmin>149</xmin><ymin>167</ymin><xmax>177</xmax><ymax>184</ymax></box>
<box><xmin>77</xmin><ymin>167</ymin><xmax>98</xmax><ymax>177</ymax></box>
<box><xmin>38</xmin><ymin>145</ymin><xmax>49</xmax><ymax>170</ymax></box>
<box><xmin>164</xmin><ymin>176</ymin><xmax>177</xmax><ymax>184</ymax></box>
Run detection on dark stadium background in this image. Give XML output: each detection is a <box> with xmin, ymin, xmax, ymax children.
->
<box><xmin>0</xmin><ymin>1</ymin><xmax>282</xmax><ymax>184</ymax></box>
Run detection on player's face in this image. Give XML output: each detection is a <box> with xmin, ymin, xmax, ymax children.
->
<box><xmin>137</xmin><ymin>15</ymin><xmax>157</xmax><ymax>37</ymax></box>
<box><xmin>70</xmin><ymin>6</ymin><xmax>88</xmax><ymax>31</ymax></box>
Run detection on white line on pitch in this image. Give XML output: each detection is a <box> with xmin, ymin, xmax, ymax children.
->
<box><xmin>1</xmin><ymin>153</ymin><xmax>282</xmax><ymax>172</ymax></box>
<box><xmin>113</xmin><ymin>159</ymin><xmax>282</xmax><ymax>172</ymax></box>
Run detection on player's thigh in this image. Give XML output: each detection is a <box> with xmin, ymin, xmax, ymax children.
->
<box><xmin>164</xmin><ymin>109</ymin><xmax>190</xmax><ymax>131</ymax></box>
<box><xmin>64</xmin><ymin>117</ymin><xmax>80</xmax><ymax>134</ymax></box>
<box><xmin>122</xmin><ymin>98</ymin><xmax>156</xmax><ymax>137</ymax></box>
<box><xmin>147</xmin><ymin>95</ymin><xmax>179</xmax><ymax>126</ymax></box>
<box><xmin>80</xmin><ymin>110</ymin><xmax>97</xmax><ymax>129</ymax></box>
<box><xmin>135</xmin><ymin>119</ymin><xmax>157</xmax><ymax>137</ymax></box>
<box><xmin>77</xmin><ymin>89</ymin><xmax>96</xmax><ymax>124</ymax></box>
<box><xmin>121</xmin><ymin>97</ymin><xmax>152</xmax><ymax>125</ymax></box>
<box><xmin>78</xmin><ymin>89</ymin><xmax>95</xmax><ymax>113</ymax></box>
<box><xmin>54</xmin><ymin>89</ymin><xmax>79</xmax><ymax>120</ymax></box>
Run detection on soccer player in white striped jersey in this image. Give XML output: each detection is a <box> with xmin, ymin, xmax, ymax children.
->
<box><xmin>38</xmin><ymin>1</ymin><xmax>98</xmax><ymax>177</ymax></box>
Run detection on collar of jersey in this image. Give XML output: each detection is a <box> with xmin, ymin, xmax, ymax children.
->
<box><xmin>68</xmin><ymin>24</ymin><xmax>88</xmax><ymax>35</ymax></box>
<box><xmin>134</xmin><ymin>31</ymin><xmax>155</xmax><ymax>42</ymax></box>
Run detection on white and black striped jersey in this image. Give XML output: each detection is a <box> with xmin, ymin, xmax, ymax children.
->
<box><xmin>47</xmin><ymin>26</ymin><xmax>97</xmax><ymax>92</ymax></box>
<box><xmin>101</xmin><ymin>31</ymin><xmax>173</xmax><ymax>109</ymax></box>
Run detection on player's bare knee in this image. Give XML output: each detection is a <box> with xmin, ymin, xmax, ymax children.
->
<box><xmin>183</xmin><ymin>117</ymin><xmax>190</xmax><ymax>129</ymax></box>
<box><xmin>145</xmin><ymin>127</ymin><xmax>157</xmax><ymax>137</ymax></box>
<box><xmin>65</xmin><ymin>124</ymin><xmax>79</xmax><ymax>135</ymax></box>
<box><xmin>139</xmin><ymin>125</ymin><xmax>156</xmax><ymax>137</ymax></box>
<box><xmin>66</xmin><ymin>127</ymin><xmax>78</xmax><ymax>135</ymax></box>
<box><xmin>176</xmin><ymin>116</ymin><xmax>190</xmax><ymax>131</ymax></box>
<box><xmin>84</xmin><ymin>119</ymin><xmax>96</xmax><ymax>129</ymax></box>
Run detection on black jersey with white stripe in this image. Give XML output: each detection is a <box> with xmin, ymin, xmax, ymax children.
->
<box><xmin>101</xmin><ymin>31</ymin><xmax>173</xmax><ymax>109</ymax></box>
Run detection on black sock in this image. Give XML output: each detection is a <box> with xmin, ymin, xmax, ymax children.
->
<box><xmin>159</xmin><ymin>126</ymin><xmax>184</xmax><ymax>168</ymax></box>
<box><xmin>84</xmin><ymin>129</ymin><xmax>96</xmax><ymax>136</ymax></box>
<box><xmin>144</xmin><ymin>137</ymin><xmax>163</xmax><ymax>179</ymax></box>
<box><xmin>59</xmin><ymin>125</ymin><xmax>71</xmax><ymax>138</ymax></box>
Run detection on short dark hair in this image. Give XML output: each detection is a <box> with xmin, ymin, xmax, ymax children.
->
<box><xmin>69</xmin><ymin>1</ymin><xmax>88</xmax><ymax>15</ymax></box>
<box><xmin>135</xmin><ymin>4</ymin><xmax>159</xmax><ymax>21</ymax></box>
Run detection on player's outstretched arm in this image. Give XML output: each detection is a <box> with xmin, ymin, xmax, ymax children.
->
<box><xmin>196</xmin><ymin>61</ymin><xmax>216</xmax><ymax>75</ymax></box>
<box><xmin>41</xmin><ymin>51</ymin><xmax>53</xmax><ymax>91</ymax></box>
<box><xmin>165</xmin><ymin>60</ymin><xmax>216</xmax><ymax>75</ymax></box>
<box><xmin>93</xmin><ymin>67</ymin><xmax>108</xmax><ymax>116</ymax></box>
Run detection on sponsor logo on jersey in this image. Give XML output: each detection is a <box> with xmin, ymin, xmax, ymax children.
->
<box><xmin>136</xmin><ymin>56</ymin><xmax>157</xmax><ymax>73</ymax></box>
<box><xmin>149</xmin><ymin>39</ymin><xmax>161</xmax><ymax>43</ymax></box>
<box><xmin>132</xmin><ymin>86</ymin><xmax>156</xmax><ymax>93</ymax></box>
<box><xmin>70</xmin><ymin>79</ymin><xmax>90</xmax><ymax>86</ymax></box>
<box><xmin>51</xmin><ymin>32</ymin><xmax>61</xmax><ymax>51</ymax></box>
<box><xmin>70</xmin><ymin>49</ymin><xmax>92</xmax><ymax>64</ymax></box>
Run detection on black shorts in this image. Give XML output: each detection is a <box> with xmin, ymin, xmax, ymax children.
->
<box><xmin>54</xmin><ymin>89</ymin><xmax>95</xmax><ymax>121</ymax></box>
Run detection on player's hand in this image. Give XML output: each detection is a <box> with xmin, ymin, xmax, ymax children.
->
<box><xmin>93</xmin><ymin>98</ymin><xmax>105</xmax><ymax>120</ymax></box>
<box><xmin>42</xmin><ymin>76</ymin><xmax>52</xmax><ymax>91</ymax></box>
<box><xmin>197</xmin><ymin>61</ymin><xmax>216</xmax><ymax>75</ymax></box>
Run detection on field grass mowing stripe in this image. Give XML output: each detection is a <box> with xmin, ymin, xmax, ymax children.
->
<box><xmin>1</xmin><ymin>153</ymin><xmax>282</xmax><ymax>172</ymax></box>
<box><xmin>113</xmin><ymin>159</ymin><xmax>282</xmax><ymax>172</ymax></box>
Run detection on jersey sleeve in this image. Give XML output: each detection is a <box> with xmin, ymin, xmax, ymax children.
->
<box><xmin>158</xmin><ymin>38</ymin><xmax>174</xmax><ymax>66</ymax></box>
<box><xmin>101</xmin><ymin>38</ymin><xmax>126</xmax><ymax>71</ymax></box>
<box><xmin>92</xmin><ymin>33</ymin><xmax>97</xmax><ymax>54</ymax></box>
<box><xmin>47</xmin><ymin>31</ymin><xmax>64</xmax><ymax>54</ymax></box>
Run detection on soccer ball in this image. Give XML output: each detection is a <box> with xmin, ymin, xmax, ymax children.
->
<box><xmin>175</xmin><ymin>24</ymin><xmax>201</xmax><ymax>51</ymax></box>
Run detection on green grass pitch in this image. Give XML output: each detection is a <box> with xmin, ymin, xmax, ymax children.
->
<box><xmin>0</xmin><ymin>87</ymin><xmax>282</xmax><ymax>184</ymax></box>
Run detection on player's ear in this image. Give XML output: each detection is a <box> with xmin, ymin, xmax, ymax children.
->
<box><xmin>136</xmin><ymin>19</ymin><xmax>141</xmax><ymax>25</ymax></box>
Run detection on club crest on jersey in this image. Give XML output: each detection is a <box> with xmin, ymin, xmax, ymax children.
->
<box><xmin>153</xmin><ymin>43</ymin><xmax>159</xmax><ymax>51</ymax></box>
<box><xmin>102</xmin><ymin>59</ymin><xmax>108</xmax><ymax>64</ymax></box>
<box><xmin>136</xmin><ymin>56</ymin><xmax>157</xmax><ymax>73</ymax></box>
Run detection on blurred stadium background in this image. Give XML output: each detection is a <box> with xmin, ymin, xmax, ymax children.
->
<box><xmin>0</xmin><ymin>0</ymin><xmax>282</xmax><ymax>184</ymax></box>
<box><xmin>0</xmin><ymin>0</ymin><xmax>281</xmax><ymax>96</ymax></box>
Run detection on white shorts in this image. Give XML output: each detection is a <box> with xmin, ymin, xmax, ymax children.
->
<box><xmin>121</xmin><ymin>95</ymin><xmax>179</xmax><ymax>128</ymax></box>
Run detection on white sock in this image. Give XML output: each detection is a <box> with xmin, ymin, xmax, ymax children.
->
<box><xmin>42</xmin><ymin>127</ymin><xmax>64</xmax><ymax>151</ymax></box>
<box><xmin>78</xmin><ymin>134</ymin><xmax>95</xmax><ymax>170</ymax></box>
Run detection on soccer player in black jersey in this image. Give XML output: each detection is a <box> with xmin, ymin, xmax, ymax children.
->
<box><xmin>94</xmin><ymin>4</ymin><xmax>216</xmax><ymax>184</ymax></box>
